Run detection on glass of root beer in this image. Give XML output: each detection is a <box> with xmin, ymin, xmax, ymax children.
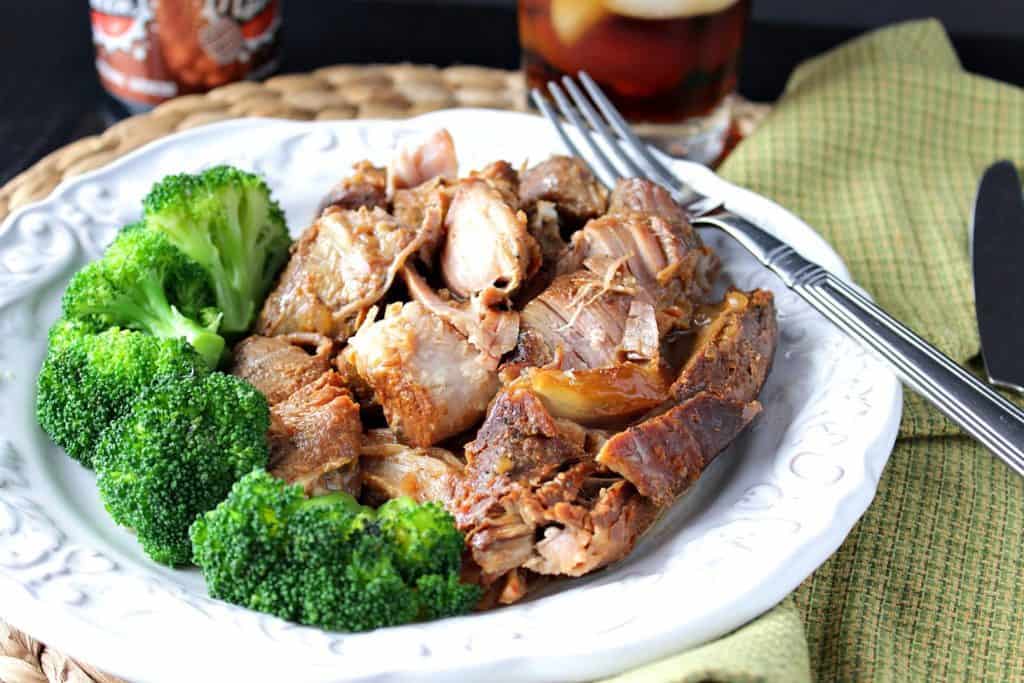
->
<box><xmin>519</xmin><ymin>0</ymin><xmax>751</xmax><ymax>164</ymax></box>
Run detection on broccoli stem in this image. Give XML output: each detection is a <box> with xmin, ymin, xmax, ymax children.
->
<box><xmin>166</xmin><ymin>309</ymin><xmax>224</xmax><ymax>368</ymax></box>
<box><xmin>135</xmin><ymin>278</ymin><xmax>224</xmax><ymax>368</ymax></box>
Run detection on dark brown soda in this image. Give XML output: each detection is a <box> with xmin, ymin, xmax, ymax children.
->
<box><xmin>520</xmin><ymin>0</ymin><xmax>750</xmax><ymax>124</ymax></box>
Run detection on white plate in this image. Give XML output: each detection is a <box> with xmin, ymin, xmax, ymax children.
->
<box><xmin>0</xmin><ymin>111</ymin><xmax>901</xmax><ymax>683</ymax></box>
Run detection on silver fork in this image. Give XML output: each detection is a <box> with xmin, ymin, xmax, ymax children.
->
<box><xmin>533</xmin><ymin>72</ymin><xmax>1024</xmax><ymax>478</ymax></box>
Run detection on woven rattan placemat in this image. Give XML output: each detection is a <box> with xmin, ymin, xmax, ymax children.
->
<box><xmin>0</xmin><ymin>63</ymin><xmax>769</xmax><ymax>683</ymax></box>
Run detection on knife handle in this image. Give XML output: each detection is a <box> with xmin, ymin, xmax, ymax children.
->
<box><xmin>696</xmin><ymin>211</ymin><xmax>1024</xmax><ymax>478</ymax></box>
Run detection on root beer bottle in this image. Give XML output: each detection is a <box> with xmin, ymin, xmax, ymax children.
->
<box><xmin>89</xmin><ymin>0</ymin><xmax>282</xmax><ymax>111</ymax></box>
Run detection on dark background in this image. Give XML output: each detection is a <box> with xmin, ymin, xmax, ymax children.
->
<box><xmin>2</xmin><ymin>1</ymin><xmax>1022</xmax><ymax>185</ymax></box>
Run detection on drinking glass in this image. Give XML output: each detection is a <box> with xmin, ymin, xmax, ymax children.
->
<box><xmin>519</xmin><ymin>0</ymin><xmax>751</xmax><ymax>163</ymax></box>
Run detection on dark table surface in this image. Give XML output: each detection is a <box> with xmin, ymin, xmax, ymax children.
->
<box><xmin>3</xmin><ymin>1</ymin><xmax>1023</xmax><ymax>187</ymax></box>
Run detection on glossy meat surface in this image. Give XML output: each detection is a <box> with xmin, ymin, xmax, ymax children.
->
<box><xmin>672</xmin><ymin>289</ymin><xmax>778</xmax><ymax>403</ymax></box>
<box><xmin>519</xmin><ymin>156</ymin><xmax>608</xmax><ymax>224</ymax></box>
<box><xmin>597</xmin><ymin>391</ymin><xmax>761</xmax><ymax>507</ymax></box>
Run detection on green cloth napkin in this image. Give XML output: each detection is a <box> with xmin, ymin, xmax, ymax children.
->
<box><xmin>605</xmin><ymin>19</ymin><xmax>1024</xmax><ymax>682</ymax></box>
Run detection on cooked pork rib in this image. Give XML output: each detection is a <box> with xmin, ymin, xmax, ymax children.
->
<box><xmin>345</xmin><ymin>301</ymin><xmax>500</xmax><ymax>447</ymax></box>
<box><xmin>673</xmin><ymin>289</ymin><xmax>778</xmax><ymax>403</ymax></box>
<box><xmin>228</xmin><ymin>333</ymin><xmax>334</xmax><ymax>406</ymax></box>
<box><xmin>519</xmin><ymin>156</ymin><xmax>608</xmax><ymax>225</ymax></box>
<box><xmin>388</xmin><ymin>129</ymin><xmax>458</xmax><ymax>194</ymax></box>
<box><xmin>318</xmin><ymin>160</ymin><xmax>387</xmax><ymax>214</ymax></box>
<box><xmin>268</xmin><ymin>370</ymin><xmax>363</xmax><ymax>497</ymax></box>
<box><xmin>597</xmin><ymin>391</ymin><xmax>761</xmax><ymax>507</ymax></box>
<box><xmin>440</xmin><ymin>178</ymin><xmax>541</xmax><ymax>303</ymax></box>
<box><xmin>257</xmin><ymin>206</ymin><xmax>425</xmax><ymax>341</ymax></box>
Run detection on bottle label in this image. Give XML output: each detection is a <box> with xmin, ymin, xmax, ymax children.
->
<box><xmin>89</xmin><ymin>0</ymin><xmax>281</xmax><ymax>108</ymax></box>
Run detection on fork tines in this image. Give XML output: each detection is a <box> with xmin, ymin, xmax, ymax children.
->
<box><xmin>531</xmin><ymin>72</ymin><xmax>707</xmax><ymax>211</ymax></box>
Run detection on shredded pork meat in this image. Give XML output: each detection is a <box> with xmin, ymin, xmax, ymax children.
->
<box><xmin>402</xmin><ymin>265</ymin><xmax>519</xmax><ymax>368</ymax></box>
<box><xmin>440</xmin><ymin>178</ymin><xmax>541</xmax><ymax>303</ymax></box>
<box><xmin>238</xmin><ymin>130</ymin><xmax>779</xmax><ymax>608</ymax></box>
<box><xmin>562</xmin><ymin>210</ymin><xmax>720</xmax><ymax>330</ymax></box>
<box><xmin>453</xmin><ymin>387</ymin><xmax>656</xmax><ymax>583</ymax></box>
<box><xmin>257</xmin><ymin>206</ymin><xmax>425</xmax><ymax>341</ymax></box>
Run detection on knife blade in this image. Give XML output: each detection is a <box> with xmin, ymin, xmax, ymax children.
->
<box><xmin>971</xmin><ymin>160</ymin><xmax>1024</xmax><ymax>394</ymax></box>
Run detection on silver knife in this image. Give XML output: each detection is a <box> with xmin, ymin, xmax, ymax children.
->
<box><xmin>971</xmin><ymin>160</ymin><xmax>1024</xmax><ymax>394</ymax></box>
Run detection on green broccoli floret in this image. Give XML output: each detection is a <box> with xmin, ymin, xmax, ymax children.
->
<box><xmin>142</xmin><ymin>166</ymin><xmax>291</xmax><ymax>334</ymax></box>
<box><xmin>95</xmin><ymin>373</ymin><xmax>269</xmax><ymax>567</ymax></box>
<box><xmin>35</xmin><ymin>320</ymin><xmax>209</xmax><ymax>468</ymax></box>
<box><xmin>190</xmin><ymin>471</ymin><xmax>481</xmax><ymax>632</ymax></box>
<box><xmin>377</xmin><ymin>496</ymin><xmax>467</xmax><ymax>582</ymax></box>
<box><xmin>61</xmin><ymin>227</ymin><xmax>225</xmax><ymax>367</ymax></box>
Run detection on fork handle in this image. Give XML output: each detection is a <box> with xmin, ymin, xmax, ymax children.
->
<box><xmin>694</xmin><ymin>211</ymin><xmax>1024</xmax><ymax>477</ymax></box>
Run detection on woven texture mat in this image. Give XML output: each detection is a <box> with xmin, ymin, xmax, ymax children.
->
<box><xmin>0</xmin><ymin>63</ymin><xmax>768</xmax><ymax>683</ymax></box>
<box><xmin>0</xmin><ymin>63</ymin><xmax>767</xmax><ymax>223</ymax></box>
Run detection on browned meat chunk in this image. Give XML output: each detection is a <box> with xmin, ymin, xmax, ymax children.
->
<box><xmin>527</xmin><ymin>200</ymin><xmax>567</xmax><ymax>263</ymax></box>
<box><xmin>268</xmin><ymin>371</ymin><xmax>363</xmax><ymax>497</ymax></box>
<box><xmin>504</xmin><ymin>269</ymin><xmax>637</xmax><ymax>372</ymax></box>
<box><xmin>519</xmin><ymin>156</ymin><xmax>608</xmax><ymax>224</ymax></box>
<box><xmin>514</xmin><ymin>200</ymin><xmax>568</xmax><ymax>307</ymax></box>
<box><xmin>359</xmin><ymin>429</ymin><xmax>464</xmax><ymax>506</ymax></box>
<box><xmin>525</xmin><ymin>478</ymin><xmax>654</xmax><ymax>577</ymax></box>
<box><xmin>452</xmin><ymin>388</ymin><xmax>656</xmax><ymax>582</ymax></box>
<box><xmin>608</xmin><ymin>177</ymin><xmax>689</xmax><ymax>225</ymax></box>
<box><xmin>562</xmin><ymin>210</ymin><xmax>720</xmax><ymax>328</ymax></box>
<box><xmin>471</xmin><ymin>160</ymin><xmax>519</xmax><ymax>207</ymax></box>
<box><xmin>388</xmin><ymin>128</ymin><xmax>458</xmax><ymax>193</ymax></box>
<box><xmin>317</xmin><ymin>160</ymin><xmax>387</xmax><ymax>213</ymax></box>
<box><xmin>465</xmin><ymin>388</ymin><xmax>587</xmax><ymax>487</ymax></box>
<box><xmin>402</xmin><ymin>265</ymin><xmax>519</xmax><ymax>368</ymax></box>
<box><xmin>228</xmin><ymin>333</ymin><xmax>334</xmax><ymax>405</ymax></box>
<box><xmin>345</xmin><ymin>301</ymin><xmax>500</xmax><ymax>447</ymax></box>
<box><xmin>257</xmin><ymin>206</ymin><xmax>425</xmax><ymax>341</ymax></box>
<box><xmin>440</xmin><ymin>178</ymin><xmax>541</xmax><ymax>303</ymax></box>
<box><xmin>597</xmin><ymin>391</ymin><xmax>761</xmax><ymax>507</ymax></box>
<box><xmin>392</xmin><ymin>177</ymin><xmax>452</xmax><ymax>264</ymax></box>
<box><xmin>455</xmin><ymin>464</ymin><xmax>656</xmax><ymax>581</ymax></box>
<box><xmin>672</xmin><ymin>289</ymin><xmax>778</xmax><ymax>403</ymax></box>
